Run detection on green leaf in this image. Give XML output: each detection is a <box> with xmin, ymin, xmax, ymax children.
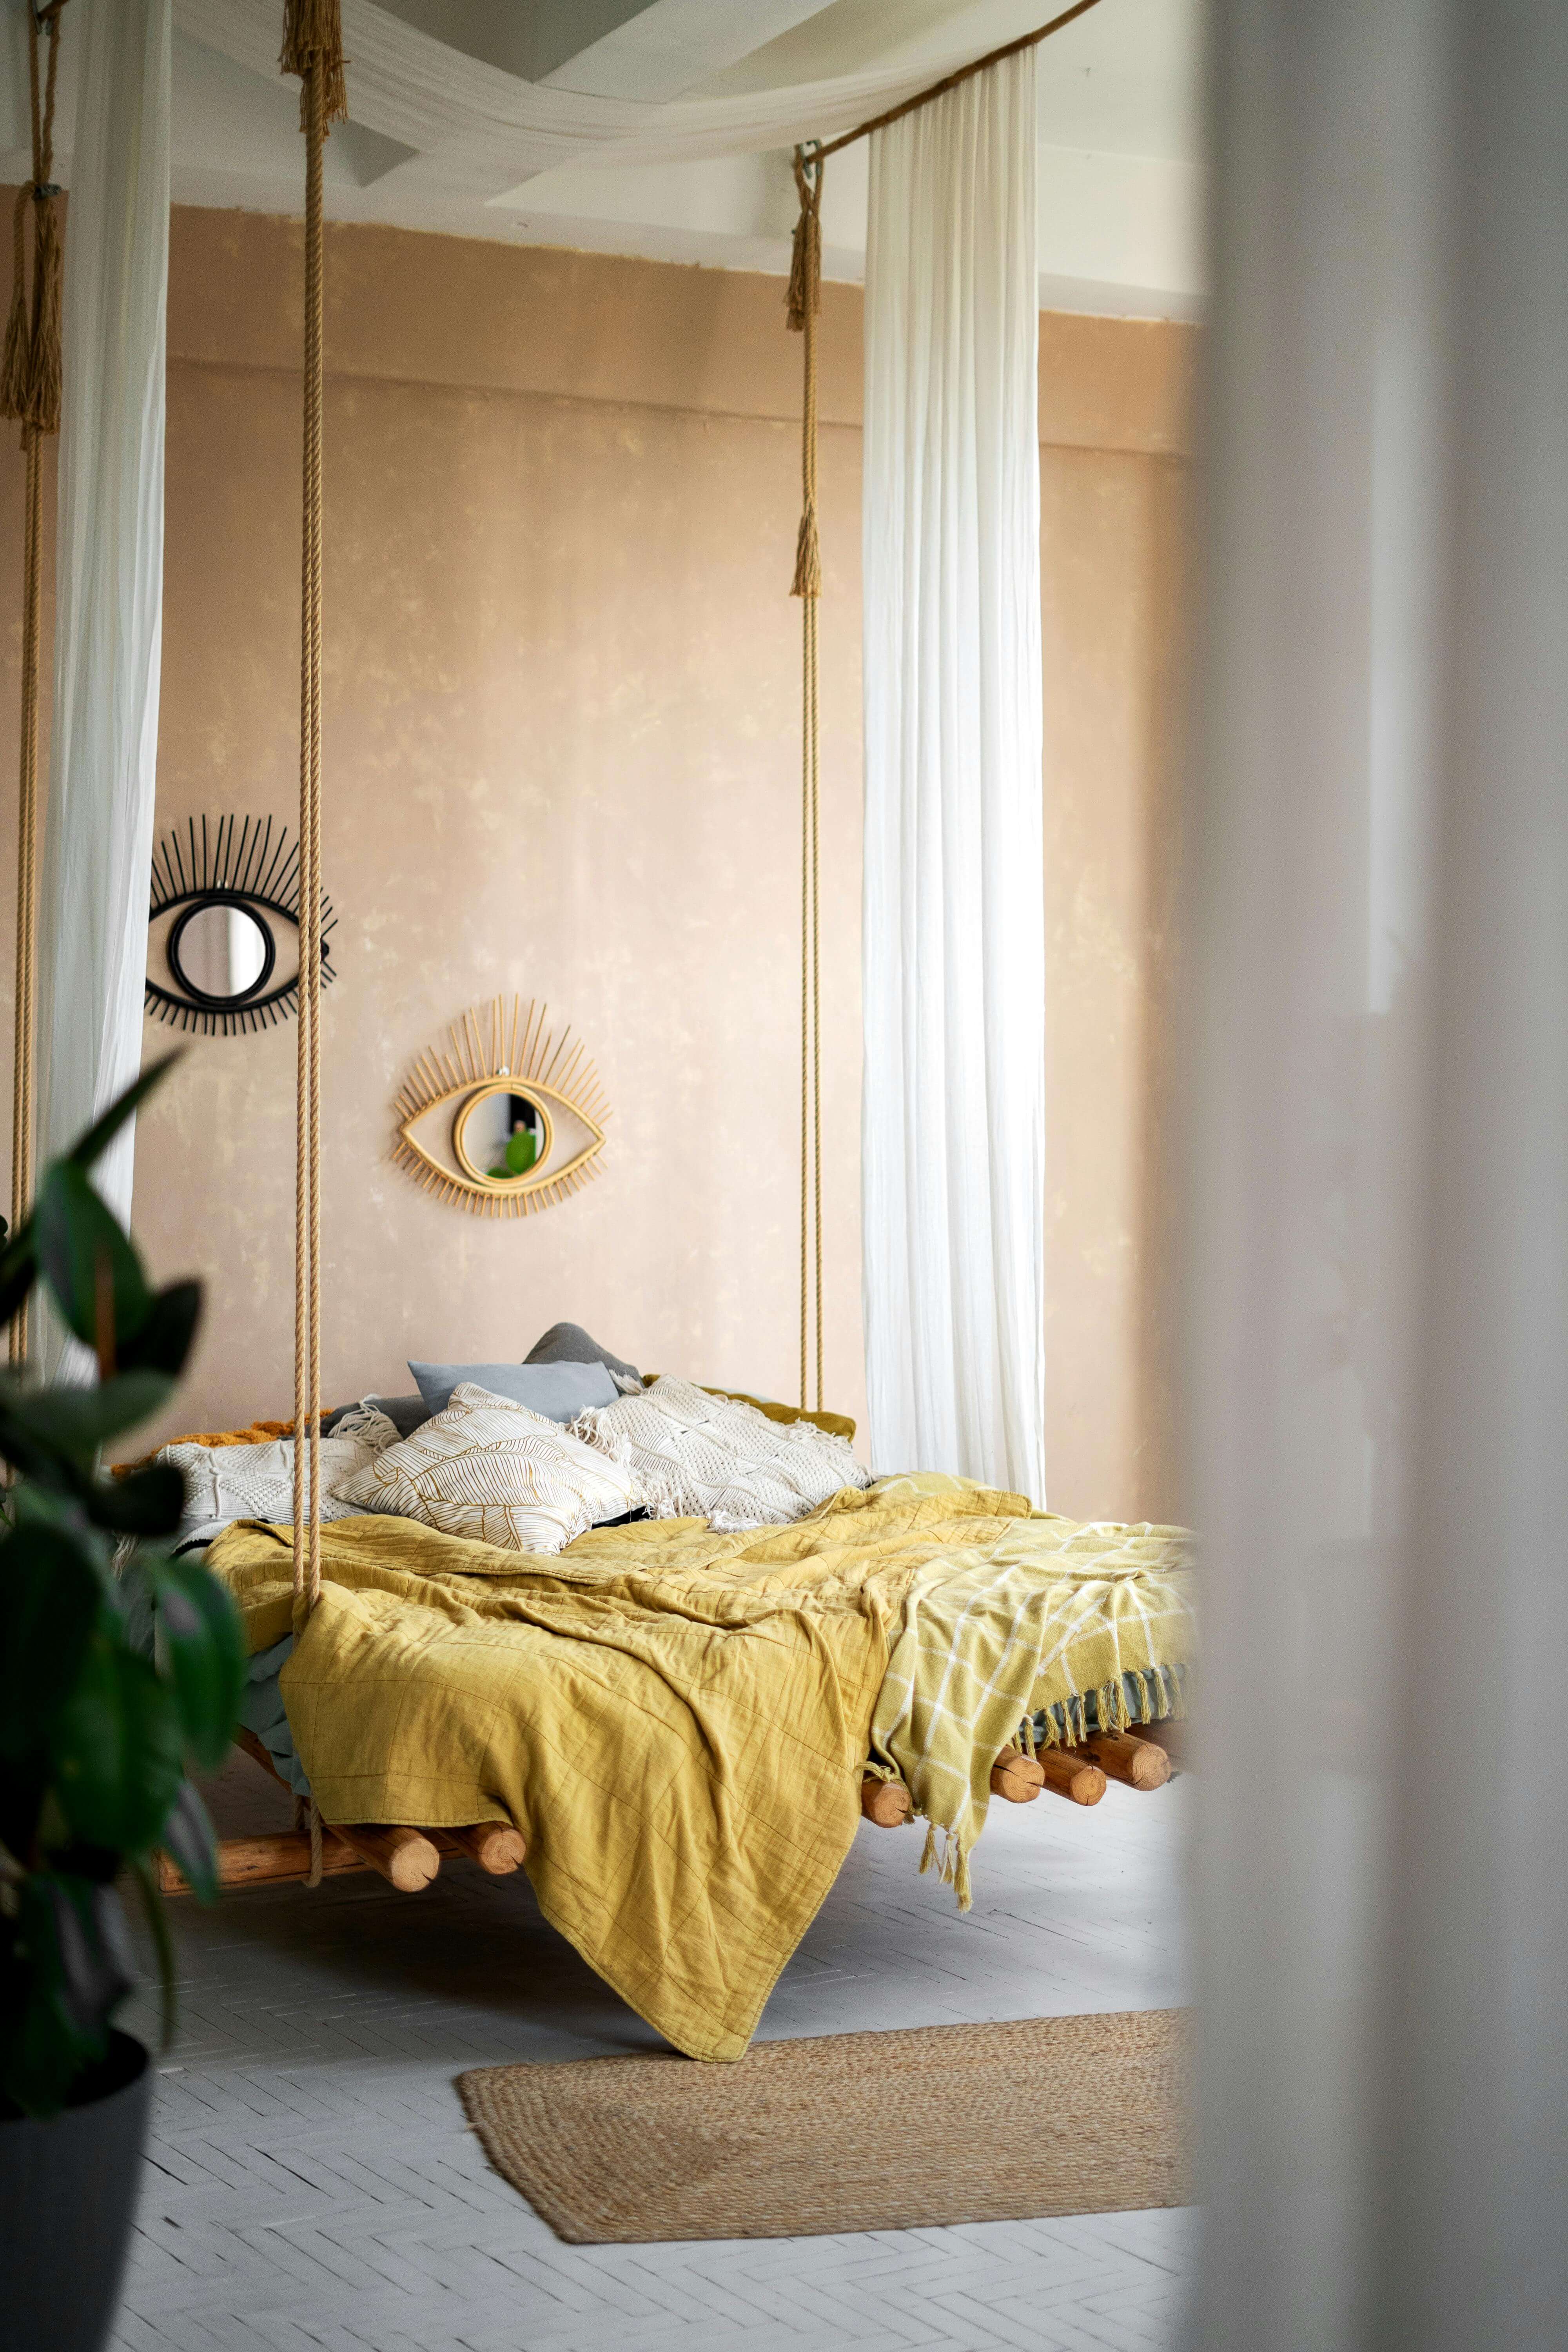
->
<box><xmin>156</xmin><ymin>1780</ymin><xmax>219</xmax><ymax>1907</ymax></box>
<box><xmin>0</xmin><ymin>1224</ymin><xmax>35</xmax><ymax>1333</ymax></box>
<box><xmin>34</xmin><ymin>1163</ymin><xmax>152</xmax><ymax>1359</ymax></box>
<box><xmin>148</xmin><ymin>1555</ymin><xmax>245</xmax><ymax>1771</ymax></box>
<box><xmin>505</xmin><ymin>1127</ymin><xmax>538</xmax><ymax>1175</ymax></box>
<box><xmin>52</xmin><ymin>1637</ymin><xmax>184</xmax><ymax>1851</ymax></box>
<box><xmin>127</xmin><ymin>1854</ymin><xmax>179</xmax><ymax>2051</ymax></box>
<box><xmin>118</xmin><ymin>1280</ymin><xmax>202</xmax><ymax>1380</ymax></box>
<box><xmin>65</xmin><ymin>1053</ymin><xmax>181</xmax><ymax>1174</ymax></box>
<box><xmin>4</xmin><ymin>1370</ymin><xmax>173</xmax><ymax>1462</ymax></box>
<box><xmin>0</xmin><ymin>1525</ymin><xmax>100</xmax><ymax>1762</ymax></box>
<box><xmin>89</xmin><ymin>1459</ymin><xmax>185</xmax><ymax>1539</ymax></box>
<box><xmin>1</xmin><ymin>1873</ymin><xmax>133</xmax><ymax>2116</ymax></box>
<box><xmin>0</xmin><ymin>1062</ymin><xmax>180</xmax><ymax>1346</ymax></box>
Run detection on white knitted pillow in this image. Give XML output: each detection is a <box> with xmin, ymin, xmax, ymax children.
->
<box><xmin>570</xmin><ymin>1376</ymin><xmax>871</xmax><ymax>1530</ymax></box>
<box><xmin>162</xmin><ymin>1410</ymin><xmax>401</xmax><ymax>1544</ymax></box>
<box><xmin>335</xmin><ymin>1382</ymin><xmax>642</xmax><ymax>1553</ymax></box>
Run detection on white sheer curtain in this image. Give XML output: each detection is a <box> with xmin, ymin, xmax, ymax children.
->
<box><xmin>860</xmin><ymin>52</ymin><xmax>1045</xmax><ymax>1503</ymax></box>
<box><xmin>1189</xmin><ymin>1</ymin><xmax>1568</xmax><ymax>2345</ymax></box>
<box><xmin>34</xmin><ymin>0</ymin><xmax>171</xmax><ymax>1364</ymax></box>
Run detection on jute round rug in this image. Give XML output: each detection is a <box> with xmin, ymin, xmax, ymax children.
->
<box><xmin>457</xmin><ymin>2009</ymin><xmax>1191</xmax><ymax>2243</ymax></box>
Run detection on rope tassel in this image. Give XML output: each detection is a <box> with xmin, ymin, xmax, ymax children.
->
<box><xmin>1</xmin><ymin>191</ymin><xmax>34</xmax><ymax>424</ymax></box>
<box><xmin>786</xmin><ymin>146</ymin><xmax>824</xmax><ymax>609</ymax></box>
<box><xmin>279</xmin><ymin>0</ymin><xmax>349</xmax><ymax>132</ymax></box>
<box><xmin>785</xmin><ymin>174</ymin><xmax>820</xmax><ymax>336</ymax></box>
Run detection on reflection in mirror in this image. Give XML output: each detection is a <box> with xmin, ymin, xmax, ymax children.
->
<box><xmin>170</xmin><ymin>902</ymin><xmax>272</xmax><ymax>1004</ymax></box>
<box><xmin>454</xmin><ymin>1085</ymin><xmax>553</xmax><ymax>1184</ymax></box>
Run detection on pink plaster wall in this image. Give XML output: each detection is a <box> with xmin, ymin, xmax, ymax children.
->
<box><xmin>0</xmin><ymin>206</ymin><xmax>1193</xmax><ymax>1517</ymax></box>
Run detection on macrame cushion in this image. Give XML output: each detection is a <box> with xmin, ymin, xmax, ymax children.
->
<box><xmin>335</xmin><ymin>1382</ymin><xmax>643</xmax><ymax>1553</ymax></box>
<box><xmin>162</xmin><ymin>1405</ymin><xmax>401</xmax><ymax>1541</ymax></box>
<box><xmin>570</xmin><ymin>1376</ymin><xmax>872</xmax><ymax>1530</ymax></box>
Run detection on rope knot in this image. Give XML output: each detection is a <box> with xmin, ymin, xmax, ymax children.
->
<box><xmin>791</xmin><ymin>507</ymin><xmax>821</xmax><ymax>602</ymax></box>
<box><xmin>2</xmin><ymin>4</ymin><xmax>65</xmax><ymax>440</ymax></box>
<box><xmin>785</xmin><ymin>144</ymin><xmax>823</xmax><ymax>334</ymax></box>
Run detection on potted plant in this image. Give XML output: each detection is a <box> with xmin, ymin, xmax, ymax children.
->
<box><xmin>0</xmin><ymin>1061</ymin><xmax>245</xmax><ymax>2352</ymax></box>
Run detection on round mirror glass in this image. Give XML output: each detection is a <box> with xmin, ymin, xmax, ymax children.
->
<box><xmin>169</xmin><ymin>902</ymin><xmax>273</xmax><ymax>1005</ymax></box>
<box><xmin>453</xmin><ymin>1085</ymin><xmax>552</xmax><ymax>1184</ymax></box>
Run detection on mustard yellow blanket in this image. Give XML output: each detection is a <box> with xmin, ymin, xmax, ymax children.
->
<box><xmin>208</xmin><ymin>1477</ymin><xmax>1192</xmax><ymax>2062</ymax></box>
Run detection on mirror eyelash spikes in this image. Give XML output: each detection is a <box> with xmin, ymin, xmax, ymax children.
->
<box><xmin>392</xmin><ymin>996</ymin><xmax>610</xmax><ymax>1219</ymax></box>
<box><xmin>145</xmin><ymin>813</ymin><xmax>336</xmax><ymax>1036</ymax></box>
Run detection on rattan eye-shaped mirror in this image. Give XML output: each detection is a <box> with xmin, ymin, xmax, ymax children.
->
<box><xmin>392</xmin><ymin>996</ymin><xmax>608</xmax><ymax>1216</ymax></box>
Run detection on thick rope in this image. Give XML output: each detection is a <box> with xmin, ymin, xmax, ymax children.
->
<box><xmin>282</xmin><ymin>0</ymin><xmax>344</xmax><ymax>1887</ymax></box>
<box><xmin>4</xmin><ymin>0</ymin><xmax>68</xmax><ymax>1363</ymax></box>
<box><xmin>788</xmin><ymin>146</ymin><xmax>824</xmax><ymax>1411</ymax></box>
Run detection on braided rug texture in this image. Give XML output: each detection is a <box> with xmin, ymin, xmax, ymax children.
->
<box><xmin>459</xmin><ymin>2008</ymin><xmax>1191</xmax><ymax>2243</ymax></box>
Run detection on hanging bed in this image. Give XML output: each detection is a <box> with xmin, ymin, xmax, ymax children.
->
<box><xmin>152</xmin><ymin>1340</ymin><xmax>1193</xmax><ymax>2067</ymax></box>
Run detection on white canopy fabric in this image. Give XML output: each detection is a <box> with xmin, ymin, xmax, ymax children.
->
<box><xmin>172</xmin><ymin>0</ymin><xmax>1020</xmax><ymax>181</ymax></box>
<box><xmin>859</xmin><ymin>51</ymin><xmax>1047</xmax><ymax>1503</ymax></box>
<box><xmin>34</xmin><ymin>0</ymin><xmax>171</xmax><ymax>1369</ymax></box>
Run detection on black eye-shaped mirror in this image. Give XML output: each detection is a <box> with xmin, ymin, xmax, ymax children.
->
<box><xmin>146</xmin><ymin>815</ymin><xmax>336</xmax><ymax>1036</ymax></box>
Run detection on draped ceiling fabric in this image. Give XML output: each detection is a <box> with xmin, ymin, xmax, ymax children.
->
<box><xmin>1191</xmin><ymin>0</ymin><xmax>1568</xmax><ymax>2345</ymax></box>
<box><xmin>171</xmin><ymin>0</ymin><xmax>1036</xmax><ymax>179</ymax></box>
<box><xmin>34</xmin><ymin>0</ymin><xmax>171</xmax><ymax>1373</ymax></box>
<box><xmin>859</xmin><ymin>54</ymin><xmax>1047</xmax><ymax>1503</ymax></box>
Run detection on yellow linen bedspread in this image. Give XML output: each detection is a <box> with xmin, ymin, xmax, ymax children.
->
<box><xmin>206</xmin><ymin>1476</ymin><xmax>1193</xmax><ymax>2062</ymax></box>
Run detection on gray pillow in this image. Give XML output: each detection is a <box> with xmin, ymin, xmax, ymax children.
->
<box><xmin>524</xmin><ymin>1321</ymin><xmax>640</xmax><ymax>1384</ymax></box>
<box><xmin>407</xmin><ymin>1358</ymin><xmax>618</xmax><ymax>1423</ymax></box>
<box><xmin>323</xmin><ymin>1392</ymin><xmax>429</xmax><ymax>1441</ymax></box>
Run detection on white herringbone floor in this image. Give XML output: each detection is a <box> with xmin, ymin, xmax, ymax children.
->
<box><xmin>117</xmin><ymin>1754</ymin><xmax>1197</xmax><ymax>2352</ymax></box>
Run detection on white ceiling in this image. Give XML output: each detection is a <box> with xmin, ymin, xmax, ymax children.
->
<box><xmin>0</xmin><ymin>0</ymin><xmax>1205</xmax><ymax>319</ymax></box>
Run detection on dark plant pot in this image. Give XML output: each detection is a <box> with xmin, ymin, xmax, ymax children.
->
<box><xmin>0</xmin><ymin>2031</ymin><xmax>151</xmax><ymax>2352</ymax></box>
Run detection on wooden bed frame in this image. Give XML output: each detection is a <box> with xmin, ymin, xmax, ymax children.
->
<box><xmin>160</xmin><ymin>1717</ymin><xmax>1188</xmax><ymax>1900</ymax></box>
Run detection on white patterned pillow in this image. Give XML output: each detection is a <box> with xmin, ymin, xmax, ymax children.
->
<box><xmin>570</xmin><ymin>1376</ymin><xmax>871</xmax><ymax>1530</ymax></box>
<box><xmin>162</xmin><ymin>1408</ymin><xmax>401</xmax><ymax>1544</ymax></box>
<box><xmin>335</xmin><ymin>1382</ymin><xmax>643</xmax><ymax>1553</ymax></box>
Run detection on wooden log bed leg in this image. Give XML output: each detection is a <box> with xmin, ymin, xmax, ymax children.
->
<box><xmin>157</xmin><ymin>1831</ymin><xmax>367</xmax><ymax>1894</ymax></box>
<box><xmin>1127</xmin><ymin>1717</ymin><xmax>1191</xmax><ymax>1772</ymax></box>
<box><xmin>989</xmin><ymin>1749</ymin><xmax>1046</xmax><ymax>1803</ymax></box>
<box><xmin>1036</xmin><ymin>1746</ymin><xmax>1107</xmax><ymax>1806</ymax></box>
<box><xmin>158</xmin><ymin>1732</ymin><xmax>528</xmax><ymax>1894</ymax></box>
<box><xmin>860</xmin><ymin>1775</ymin><xmax>912</xmax><ymax>1826</ymax></box>
<box><xmin>334</xmin><ymin>1824</ymin><xmax>442</xmax><ymax>1892</ymax></box>
<box><xmin>1082</xmin><ymin>1728</ymin><xmax>1171</xmax><ymax>1790</ymax></box>
<box><xmin>435</xmin><ymin>1823</ymin><xmax>528</xmax><ymax>1875</ymax></box>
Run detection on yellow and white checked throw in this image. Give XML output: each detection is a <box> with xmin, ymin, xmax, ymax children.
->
<box><xmin>867</xmin><ymin>1487</ymin><xmax>1195</xmax><ymax>1908</ymax></box>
